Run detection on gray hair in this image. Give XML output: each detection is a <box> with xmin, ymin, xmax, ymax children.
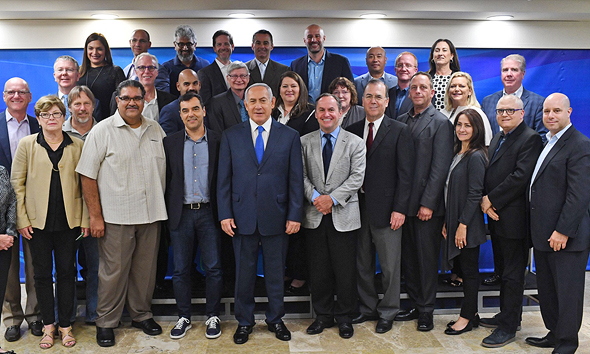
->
<box><xmin>245</xmin><ymin>83</ymin><xmax>272</xmax><ymax>101</ymax></box>
<box><xmin>174</xmin><ymin>25</ymin><xmax>197</xmax><ymax>43</ymax></box>
<box><xmin>497</xmin><ymin>94</ymin><xmax>524</xmax><ymax>109</ymax></box>
<box><xmin>136</xmin><ymin>52</ymin><xmax>159</xmax><ymax>69</ymax></box>
<box><xmin>501</xmin><ymin>54</ymin><xmax>526</xmax><ymax>72</ymax></box>
<box><xmin>227</xmin><ymin>61</ymin><xmax>249</xmax><ymax>76</ymax></box>
<box><xmin>54</xmin><ymin>55</ymin><xmax>79</xmax><ymax>71</ymax></box>
<box><xmin>67</xmin><ymin>85</ymin><xmax>95</xmax><ymax>108</ymax></box>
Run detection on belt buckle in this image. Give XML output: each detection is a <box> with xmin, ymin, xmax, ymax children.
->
<box><xmin>191</xmin><ymin>203</ymin><xmax>201</xmax><ymax>210</ymax></box>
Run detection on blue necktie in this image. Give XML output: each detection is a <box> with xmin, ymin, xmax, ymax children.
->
<box><xmin>255</xmin><ymin>126</ymin><xmax>264</xmax><ymax>163</ymax></box>
<box><xmin>491</xmin><ymin>132</ymin><xmax>506</xmax><ymax>160</ymax></box>
<box><xmin>63</xmin><ymin>94</ymin><xmax>70</xmax><ymax>120</ymax></box>
<box><xmin>239</xmin><ymin>100</ymin><xmax>249</xmax><ymax>122</ymax></box>
<box><xmin>323</xmin><ymin>133</ymin><xmax>333</xmax><ymax>177</ymax></box>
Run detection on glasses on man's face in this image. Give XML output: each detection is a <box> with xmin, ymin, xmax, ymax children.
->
<box><xmin>228</xmin><ymin>74</ymin><xmax>249</xmax><ymax>80</ymax></box>
<box><xmin>118</xmin><ymin>96</ymin><xmax>144</xmax><ymax>103</ymax></box>
<box><xmin>175</xmin><ymin>41</ymin><xmax>194</xmax><ymax>49</ymax></box>
<box><xmin>496</xmin><ymin>108</ymin><xmax>523</xmax><ymax>116</ymax></box>
<box><xmin>39</xmin><ymin>111</ymin><xmax>63</xmax><ymax>119</ymax></box>
<box><xmin>135</xmin><ymin>65</ymin><xmax>157</xmax><ymax>72</ymax></box>
<box><xmin>4</xmin><ymin>90</ymin><xmax>30</xmax><ymax>96</ymax></box>
<box><xmin>395</xmin><ymin>63</ymin><xmax>415</xmax><ymax>69</ymax></box>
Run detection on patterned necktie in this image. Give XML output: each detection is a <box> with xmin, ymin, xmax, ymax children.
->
<box><xmin>491</xmin><ymin>132</ymin><xmax>506</xmax><ymax>160</ymax></box>
<box><xmin>239</xmin><ymin>100</ymin><xmax>249</xmax><ymax>122</ymax></box>
<box><xmin>323</xmin><ymin>133</ymin><xmax>333</xmax><ymax>177</ymax></box>
<box><xmin>63</xmin><ymin>94</ymin><xmax>70</xmax><ymax>120</ymax></box>
<box><xmin>255</xmin><ymin>126</ymin><xmax>264</xmax><ymax>163</ymax></box>
<box><xmin>367</xmin><ymin>122</ymin><xmax>374</xmax><ymax>152</ymax></box>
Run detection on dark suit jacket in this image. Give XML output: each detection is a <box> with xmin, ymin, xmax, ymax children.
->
<box><xmin>529</xmin><ymin>126</ymin><xmax>590</xmax><ymax>252</ymax></box>
<box><xmin>271</xmin><ymin>105</ymin><xmax>318</xmax><ymax>137</ymax></box>
<box><xmin>385</xmin><ymin>86</ymin><xmax>413</xmax><ymax>121</ymax></box>
<box><xmin>398</xmin><ymin>105</ymin><xmax>454</xmax><ymax>217</ymax></box>
<box><xmin>484</xmin><ymin>121</ymin><xmax>543</xmax><ymax>239</ymax></box>
<box><xmin>208</xmin><ymin>89</ymin><xmax>242</xmax><ymax>133</ymax></box>
<box><xmin>0</xmin><ymin>112</ymin><xmax>39</xmax><ymax>173</ymax></box>
<box><xmin>198</xmin><ymin>63</ymin><xmax>228</xmax><ymax>108</ymax></box>
<box><xmin>289</xmin><ymin>50</ymin><xmax>353</xmax><ymax>97</ymax></box>
<box><xmin>481</xmin><ymin>88</ymin><xmax>547</xmax><ymax>138</ymax></box>
<box><xmin>347</xmin><ymin>116</ymin><xmax>415</xmax><ymax>228</ymax></box>
<box><xmin>246</xmin><ymin>59</ymin><xmax>289</xmax><ymax>96</ymax></box>
<box><xmin>158</xmin><ymin>99</ymin><xmax>183</xmax><ymax>136</ymax></box>
<box><xmin>217</xmin><ymin>119</ymin><xmax>304</xmax><ymax>236</ymax></box>
<box><xmin>108</xmin><ymin>89</ymin><xmax>176</xmax><ymax>117</ymax></box>
<box><xmin>163</xmin><ymin>128</ymin><xmax>221</xmax><ymax>231</ymax></box>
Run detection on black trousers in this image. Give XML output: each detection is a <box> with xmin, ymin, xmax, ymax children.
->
<box><xmin>285</xmin><ymin>231</ymin><xmax>307</xmax><ymax>281</ymax></box>
<box><xmin>457</xmin><ymin>246</ymin><xmax>480</xmax><ymax>320</ymax></box>
<box><xmin>29</xmin><ymin>228</ymin><xmax>78</xmax><ymax>327</ymax></box>
<box><xmin>305</xmin><ymin>215</ymin><xmax>357</xmax><ymax>324</ymax></box>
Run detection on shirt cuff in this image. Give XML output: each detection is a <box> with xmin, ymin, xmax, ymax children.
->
<box><xmin>312</xmin><ymin>190</ymin><xmax>320</xmax><ymax>202</ymax></box>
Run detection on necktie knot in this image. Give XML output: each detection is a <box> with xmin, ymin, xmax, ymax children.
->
<box><xmin>255</xmin><ymin>126</ymin><xmax>265</xmax><ymax>163</ymax></box>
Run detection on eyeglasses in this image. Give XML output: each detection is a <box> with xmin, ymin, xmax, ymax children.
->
<box><xmin>135</xmin><ymin>65</ymin><xmax>157</xmax><ymax>72</ymax></box>
<box><xmin>4</xmin><ymin>90</ymin><xmax>30</xmax><ymax>96</ymax></box>
<box><xmin>395</xmin><ymin>63</ymin><xmax>415</xmax><ymax>69</ymax></box>
<box><xmin>118</xmin><ymin>96</ymin><xmax>144</xmax><ymax>103</ymax></box>
<box><xmin>228</xmin><ymin>74</ymin><xmax>249</xmax><ymax>80</ymax></box>
<box><xmin>175</xmin><ymin>41</ymin><xmax>195</xmax><ymax>49</ymax></box>
<box><xmin>39</xmin><ymin>112</ymin><xmax>63</xmax><ymax>119</ymax></box>
<box><xmin>496</xmin><ymin>108</ymin><xmax>523</xmax><ymax>115</ymax></box>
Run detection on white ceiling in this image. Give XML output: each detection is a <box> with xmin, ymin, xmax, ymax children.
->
<box><xmin>1</xmin><ymin>0</ymin><xmax>590</xmax><ymax>21</ymax></box>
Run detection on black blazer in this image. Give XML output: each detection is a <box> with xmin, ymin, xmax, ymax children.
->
<box><xmin>109</xmin><ymin>89</ymin><xmax>176</xmax><ymax>116</ymax></box>
<box><xmin>198</xmin><ymin>63</ymin><xmax>228</xmax><ymax>108</ymax></box>
<box><xmin>246</xmin><ymin>59</ymin><xmax>289</xmax><ymax>96</ymax></box>
<box><xmin>398</xmin><ymin>105</ymin><xmax>454</xmax><ymax>217</ymax></box>
<box><xmin>529</xmin><ymin>127</ymin><xmax>590</xmax><ymax>252</ymax></box>
<box><xmin>484</xmin><ymin>121</ymin><xmax>543</xmax><ymax>239</ymax></box>
<box><xmin>443</xmin><ymin>150</ymin><xmax>488</xmax><ymax>270</ymax></box>
<box><xmin>208</xmin><ymin>89</ymin><xmax>242</xmax><ymax>133</ymax></box>
<box><xmin>385</xmin><ymin>86</ymin><xmax>413</xmax><ymax>120</ymax></box>
<box><xmin>289</xmin><ymin>50</ymin><xmax>353</xmax><ymax>97</ymax></box>
<box><xmin>347</xmin><ymin>116</ymin><xmax>415</xmax><ymax>228</ymax></box>
<box><xmin>271</xmin><ymin>105</ymin><xmax>318</xmax><ymax>137</ymax></box>
<box><xmin>163</xmin><ymin>128</ymin><xmax>221</xmax><ymax>231</ymax></box>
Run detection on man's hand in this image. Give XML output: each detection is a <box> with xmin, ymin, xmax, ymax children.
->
<box><xmin>442</xmin><ymin>223</ymin><xmax>447</xmax><ymax>239</ymax></box>
<box><xmin>390</xmin><ymin>212</ymin><xmax>405</xmax><ymax>230</ymax></box>
<box><xmin>90</xmin><ymin>215</ymin><xmax>105</xmax><ymax>238</ymax></box>
<box><xmin>486</xmin><ymin>208</ymin><xmax>499</xmax><ymax>221</ymax></box>
<box><xmin>548</xmin><ymin>230</ymin><xmax>568</xmax><ymax>251</ymax></box>
<box><xmin>81</xmin><ymin>228</ymin><xmax>90</xmax><ymax>238</ymax></box>
<box><xmin>286</xmin><ymin>220</ymin><xmax>301</xmax><ymax>235</ymax></box>
<box><xmin>221</xmin><ymin>218</ymin><xmax>236</xmax><ymax>237</ymax></box>
<box><xmin>313</xmin><ymin>195</ymin><xmax>334</xmax><ymax>215</ymax></box>
<box><xmin>417</xmin><ymin>206</ymin><xmax>433</xmax><ymax>221</ymax></box>
<box><xmin>18</xmin><ymin>226</ymin><xmax>33</xmax><ymax>240</ymax></box>
<box><xmin>480</xmin><ymin>195</ymin><xmax>492</xmax><ymax>213</ymax></box>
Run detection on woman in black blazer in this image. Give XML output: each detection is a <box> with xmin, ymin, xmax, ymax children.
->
<box><xmin>272</xmin><ymin>71</ymin><xmax>318</xmax><ymax>137</ymax></box>
<box><xmin>442</xmin><ymin>108</ymin><xmax>488</xmax><ymax>335</ymax></box>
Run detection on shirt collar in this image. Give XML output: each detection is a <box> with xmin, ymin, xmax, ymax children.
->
<box><xmin>546</xmin><ymin>123</ymin><xmax>572</xmax><ymax>142</ymax></box>
<box><xmin>184</xmin><ymin>127</ymin><xmax>209</xmax><ymax>143</ymax></box>
<box><xmin>308</xmin><ymin>50</ymin><xmax>326</xmax><ymax>64</ymax></box>
<box><xmin>256</xmin><ymin>58</ymin><xmax>269</xmax><ymax>67</ymax></box>
<box><xmin>249</xmin><ymin>116</ymin><xmax>273</xmax><ymax>133</ymax></box>
<box><xmin>5</xmin><ymin>110</ymin><xmax>29</xmax><ymax>124</ymax></box>
<box><xmin>215</xmin><ymin>58</ymin><xmax>230</xmax><ymax>69</ymax></box>
<box><xmin>503</xmin><ymin>85</ymin><xmax>524</xmax><ymax>98</ymax></box>
<box><xmin>321</xmin><ymin>125</ymin><xmax>340</xmax><ymax>139</ymax></box>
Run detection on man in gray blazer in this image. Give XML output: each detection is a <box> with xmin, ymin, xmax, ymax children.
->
<box><xmin>301</xmin><ymin>93</ymin><xmax>365</xmax><ymax>339</ymax></box>
<box><xmin>246</xmin><ymin>30</ymin><xmax>289</xmax><ymax>97</ymax></box>
<box><xmin>354</xmin><ymin>47</ymin><xmax>397</xmax><ymax>103</ymax></box>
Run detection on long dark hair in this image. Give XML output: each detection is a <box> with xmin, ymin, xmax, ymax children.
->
<box><xmin>453</xmin><ymin>108</ymin><xmax>487</xmax><ymax>159</ymax></box>
<box><xmin>428</xmin><ymin>39</ymin><xmax>461</xmax><ymax>76</ymax></box>
<box><xmin>273</xmin><ymin>71</ymin><xmax>312</xmax><ymax>118</ymax></box>
<box><xmin>79</xmin><ymin>33</ymin><xmax>114</xmax><ymax>77</ymax></box>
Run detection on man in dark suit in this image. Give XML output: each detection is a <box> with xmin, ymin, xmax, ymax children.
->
<box><xmin>0</xmin><ymin>77</ymin><xmax>43</xmax><ymax>342</ymax></box>
<box><xmin>217</xmin><ymin>83</ymin><xmax>303</xmax><ymax>345</ymax></box>
<box><xmin>479</xmin><ymin>95</ymin><xmax>543</xmax><ymax>348</ymax></box>
<box><xmin>394</xmin><ymin>72</ymin><xmax>454</xmax><ymax>331</ymax></box>
<box><xmin>163</xmin><ymin>92</ymin><xmax>223</xmax><ymax>340</ymax></box>
<box><xmin>347</xmin><ymin>79</ymin><xmax>414</xmax><ymax>334</ymax></box>
<box><xmin>159</xmin><ymin>69</ymin><xmax>201</xmax><ymax>135</ymax></box>
<box><xmin>526</xmin><ymin>93</ymin><xmax>590</xmax><ymax>354</ymax></box>
<box><xmin>385</xmin><ymin>52</ymin><xmax>417</xmax><ymax>120</ymax></box>
<box><xmin>198</xmin><ymin>30</ymin><xmax>234</xmax><ymax>107</ymax></box>
<box><xmin>481</xmin><ymin>54</ymin><xmax>546</xmax><ymax>138</ymax></box>
<box><xmin>208</xmin><ymin>61</ymin><xmax>250</xmax><ymax>133</ymax></box>
<box><xmin>246</xmin><ymin>29</ymin><xmax>289</xmax><ymax>97</ymax></box>
<box><xmin>289</xmin><ymin>24</ymin><xmax>353</xmax><ymax>102</ymax></box>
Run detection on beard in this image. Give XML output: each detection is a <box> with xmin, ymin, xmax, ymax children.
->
<box><xmin>178</xmin><ymin>50</ymin><xmax>194</xmax><ymax>63</ymax></box>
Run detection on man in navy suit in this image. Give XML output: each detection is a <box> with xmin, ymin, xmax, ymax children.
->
<box><xmin>164</xmin><ymin>92</ymin><xmax>223</xmax><ymax>340</ymax></box>
<box><xmin>526</xmin><ymin>93</ymin><xmax>590</xmax><ymax>354</ymax></box>
<box><xmin>198</xmin><ymin>30</ymin><xmax>234</xmax><ymax>107</ymax></box>
<box><xmin>353</xmin><ymin>47</ymin><xmax>397</xmax><ymax>103</ymax></box>
<box><xmin>0</xmin><ymin>77</ymin><xmax>43</xmax><ymax>342</ymax></box>
<box><xmin>217</xmin><ymin>83</ymin><xmax>303</xmax><ymax>345</ymax></box>
<box><xmin>385</xmin><ymin>52</ymin><xmax>417</xmax><ymax>120</ymax></box>
<box><xmin>290</xmin><ymin>24</ymin><xmax>353</xmax><ymax>102</ymax></box>
<box><xmin>246</xmin><ymin>29</ymin><xmax>289</xmax><ymax>97</ymax></box>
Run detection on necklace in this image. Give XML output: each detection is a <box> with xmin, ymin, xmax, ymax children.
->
<box><xmin>85</xmin><ymin>66</ymin><xmax>105</xmax><ymax>90</ymax></box>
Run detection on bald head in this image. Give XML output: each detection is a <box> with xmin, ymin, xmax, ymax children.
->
<box><xmin>176</xmin><ymin>69</ymin><xmax>200</xmax><ymax>95</ymax></box>
<box><xmin>304</xmin><ymin>24</ymin><xmax>325</xmax><ymax>56</ymax></box>
<box><xmin>3</xmin><ymin>77</ymin><xmax>31</xmax><ymax>119</ymax></box>
<box><xmin>543</xmin><ymin>93</ymin><xmax>572</xmax><ymax>135</ymax></box>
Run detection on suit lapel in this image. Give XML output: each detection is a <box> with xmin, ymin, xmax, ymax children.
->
<box><xmin>259</xmin><ymin>120</ymin><xmax>283</xmax><ymax>168</ymax></box>
<box><xmin>241</xmin><ymin>122</ymin><xmax>260</xmax><ymax>166</ymax></box>
<box><xmin>248</xmin><ymin>61</ymin><xmax>262</xmax><ymax>83</ymax></box>
<box><xmin>368</xmin><ymin>118</ymin><xmax>390</xmax><ymax>158</ymax></box>
<box><xmin>326</xmin><ymin>130</ymin><xmax>347</xmax><ymax>181</ymax></box>
<box><xmin>413</xmin><ymin>108</ymin><xmax>434</xmax><ymax>136</ymax></box>
<box><xmin>0</xmin><ymin>113</ymin><xmax>10</xmax><ymax>164</ymax></box>
<box><xmin>532</xmin><ymin>128</ymin><xmax>573</xmax><ymax>184</ymax></box>
<box><xmin>227</xmin><ymin>91</ymin><xmax>242</xmax><ymax>126</ymax></box>
<box><xmin>491</xmin><ymin>123</ymin><xmax>525</xmax><ymax>165</ymax></box>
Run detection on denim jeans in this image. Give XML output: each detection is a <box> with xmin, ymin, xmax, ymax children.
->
<box><xmin>170</xmin><ymin>205</ymin><xmax>222</xmax><ymax>318</ymax></box>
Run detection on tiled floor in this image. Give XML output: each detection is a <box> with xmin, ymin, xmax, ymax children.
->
<box><xmin>2</xmin><ymin>275</ymin><xmax>590</xmax><ymax>354</ymax></box>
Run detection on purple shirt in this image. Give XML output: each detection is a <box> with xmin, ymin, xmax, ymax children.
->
<box><xmin>6</xmin><ymin>110</ymin><xmax>31</xmax><ymax>159</ymax></box>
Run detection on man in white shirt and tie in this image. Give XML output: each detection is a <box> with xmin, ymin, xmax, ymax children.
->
<box><xmin>245</xmin><ymin>30</ymin><xmax>289</xmax><ymax>97</ymax></box>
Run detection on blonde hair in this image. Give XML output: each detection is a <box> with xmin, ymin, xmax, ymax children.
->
<box><xmin>444</xmin><ymin>71</ymin><xmax>479</xmax><ymax>111</ymax></box>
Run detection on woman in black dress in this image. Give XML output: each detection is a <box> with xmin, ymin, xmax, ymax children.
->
<box><xmin>78</xmin><ymin>33</ymin><xmax>125</xmax><ymax>121</ymax></box>
<box><xmin>442</xmin><ymin>108</ymin><xmax>488</xmax><ymax>335</ymax></box>
<box><xmin>272</xmin><ymin>71</ymin><xmax>318</xmax><ymax>137</ymax></box>
<box><xmin>428</xmin><ymin>39</ymin><xmax>461</xmax><ymax>111</ymax></box>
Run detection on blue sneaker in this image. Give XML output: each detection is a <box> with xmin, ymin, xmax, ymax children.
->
<box><xmin>205</xmin><ymin>316</ymin><xmax>221</xmax><ymax>339</ymax></box>
<box><xmin>170</xmin><ymin>317</ymin><xmax>191</xmax><ymax>339</ymax></box>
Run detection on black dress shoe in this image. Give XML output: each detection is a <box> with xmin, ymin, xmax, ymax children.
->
<box><xmin>306</xmin><ymin>319</ymin><xmax>334</xmax><ymax>335</ymax></box>
<box><xmin>4</xmin><ymin>325</ymin><xmax>20</xmax><ymax>342</ymax></box>
<box><xmin>444</xmin><ymin>321</ymin><xmax>473</xmax><ymax>335</ymax></box>
<box><xmin>338</xmin><ymin>322</ymin><xmax>354</xmax><ymax>339</ymax></box>
<box><xmin>29</xmin><ymin>321</ymin><xmax>43</xmax><ymax>336</ymax></box>
<box><xmin>352</xmin><ymin>313</ymin><xmax>379</xmax><ymax>324</ymax></box>
<box><xmin>417</xmin><ymin>312</ymin><xmax>434</xmax><ymax>331</ymax></box>
<box><xmin>233</xmin><ymin>325</ymin><xmax>253</xmax><ymax>345</ymax></box>
<box><xmin>481</xmin><ymin>328</ymin><xmax>515</xmax><ymax>348</ymax></box>
<box><xmin>132</xmin><ymin>318</ymin><xmax>162</xmax><ymax>335</ymax></box>
<box><xmin>525</xmin><ymin>335</ymin><xmax>555</xmax><ymax>348</ymax></box>
<box><xmin>483</xmin><ymin>273</ymin><xmax>501</xmax><ymax>286</ymax></box>
<box><xmin>267</xmin><ymin>321</ymin><xmax>291</xmax><ymax>341</ymax></box>
<box><xmin>285</xmin><ymin>285</ymin><xmax>307</xmax><ymax>295</ymax></box>
<box><xmin>375</xmin><ymin>318</ymin><xmax>394</xmax><ymax>334</ymax></box>
<box><xmin>96</xmin><ymin>327</ymin><xmax>115</xmax><ymax>347</ymax></box>
<box><xmin>394</xmin><ymin>308</ymin><xmax>419</xmax><ymax>321</ymax></box>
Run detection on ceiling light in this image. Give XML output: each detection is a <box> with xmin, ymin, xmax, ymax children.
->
<box><xmin>91</xmin><ymin>14</ymin><xmax>119</xmax><ymax>20</ymax></box>
<box><xmin>487</xmin><ymin>15</ymin><xmax>514</xmax><ymax>21</ymax></box>
<box><xmin>228</xmin><ymin>13</ymin><xmax>255</xmax><ymax>18</ymax></box>
<box><xmin>360</xmin><ymin>13</ymin><xmax>386</xmax><ymax>19</ymax></box>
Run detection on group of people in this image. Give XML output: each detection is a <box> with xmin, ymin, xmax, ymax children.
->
<box><xmin>0</xmin><ymin>22</ymin><xmax>588</xmax><ymax>354</ymax></box>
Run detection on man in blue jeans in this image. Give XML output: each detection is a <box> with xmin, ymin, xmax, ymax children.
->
<box><xmin>163</xmin><ymin>91</ymin><xmax>223</xmax><ymax>339</ymax></box>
